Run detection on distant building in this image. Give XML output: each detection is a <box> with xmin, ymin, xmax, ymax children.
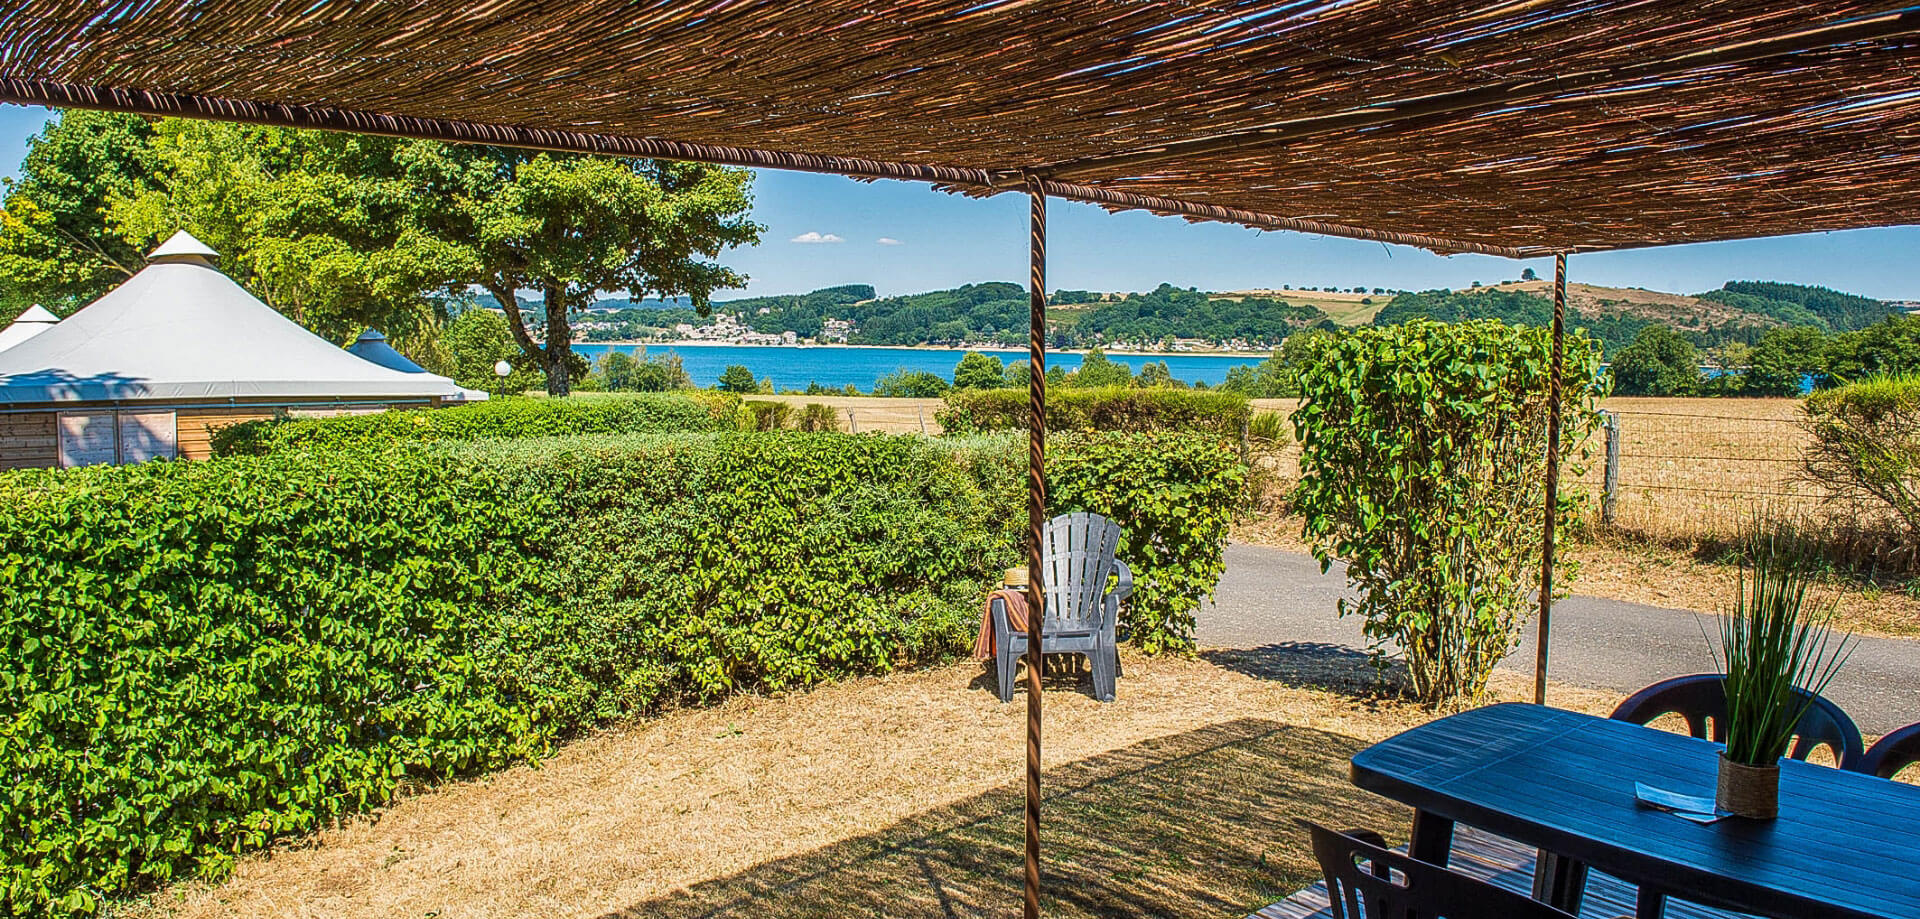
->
<box><xmin>0</xmin><ymin>305</ymin><xmax>59</xmax><ymax>353</ymax></box>
<box><xmin>0</xmin><ymin>231</ymin><xmax>472</xmax><ymax>470</ymax></box>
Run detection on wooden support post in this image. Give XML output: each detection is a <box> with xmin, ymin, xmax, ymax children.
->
<box><xmin>1023</xmin><ymin>172</ymin><xmax>1048</xmax><ymax>919</ymax></box>
<box><xmin>1536</xmin><ymin>253</ymin><xmax>1567</xmax><ymax>706</ymax></box>
<box><xmin>1602</xmin><ymin>411</ymin><xmax>1620</xmax><ymax>525</ymax></box>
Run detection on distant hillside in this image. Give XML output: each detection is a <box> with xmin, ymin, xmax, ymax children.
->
<box><xmin>491</xmin><ymin>276</ymin><xmax>1894</xmax><ymax>353</ymax></box>
<box><xmin>1696</xmin><ymin>281</ymin><xmax>1896</xmax><ymax>332</ymax></box>
<box><xmin>1374</xmin><ymin>279</ymin><xmax>1892</xmax><ymax>355</ymax></box>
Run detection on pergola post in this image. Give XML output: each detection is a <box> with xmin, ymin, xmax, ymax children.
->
<box><xmin>1535</xmin><ymin>253</ymin><xmax>1567</xmax><ymax>705</ymax></box>
<box><xmin>1023</xmin><ymin>172</ymin><xmax>1048</xmax><ymax>919</ymax></box>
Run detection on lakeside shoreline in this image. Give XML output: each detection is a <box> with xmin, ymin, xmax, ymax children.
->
<box><xmin>577</xmin><ymin>340</ymin><xmax>1274</xmax><ymax>358</ymax></box>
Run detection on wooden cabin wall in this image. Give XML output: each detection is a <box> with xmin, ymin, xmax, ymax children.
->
<box><xmin>0</xmin><ymin>413</ymin><xmax>57</xmax><ymax>470</ymax></box>
<box><xmin>175</xmin><ymin>407</ymin><xmax>282</xmax><ymax>460</ymax></box>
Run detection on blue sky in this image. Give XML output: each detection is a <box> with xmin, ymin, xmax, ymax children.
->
<box><xmin>6</xmin><ymin>102</ymin><xmax>1917</xmax><ymax>300</ymax></box>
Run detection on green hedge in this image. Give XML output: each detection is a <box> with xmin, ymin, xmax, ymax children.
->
<box><xmin>210</xmin><ymin>394</ymin><xmax>723</xmax><ymax>455</ymax></box>
<box><xmin>0</xmin><ymin>450</ymin><xmax>555</xmax><ymax>915</ymax></box>
<box><xmin>934</xmin><ymin>386</ymin><xmax>1252</xmax><ymax>438</ymax></box>
<box><xmin>0</xmin><ymin>430</ymin><xmax>1242</xmax><ymax>914</ymax></box>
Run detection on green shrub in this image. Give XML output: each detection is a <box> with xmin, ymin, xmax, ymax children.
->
<box><xmin>0</xmin><ymin>429</ymin><xmax>1242</xmax><ymax>913</ymax></box>
<box><xmin>1803</xmin><ymin>374</ymin><xmax>1920</xmax><ymax>546</ymax></box>
<box><xmin>797</xmin><ymin>402</ymin><xmax>842</xmax><ymax>432</ymax></box>
<box><xmin>210</xmin><ymin>394</ymin><xmax>721</xmax><ymax>455</ymax></box>
<box><xmin>873</xmin><ymin>369</ymin><xmax>951</xmax><ymax>398</ymax></box>
<box><xmin>1292</xmin><ymin>320</ymin><xmax>1607</xmax><ymax>704</ymax></box>
<box><xmin>744</xmin><ymin>400</ymin><xmax>794</xmax><ymax>431</ymax></box>
<box><xmin>935</xmin><ymin>386</ymin><xmax>1251</xmax><ymax>438</ymax></box>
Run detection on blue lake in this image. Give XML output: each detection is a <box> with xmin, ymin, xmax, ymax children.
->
<box><xmin>573</xmin><ymin>343</ymin><xmax>1269</xmax><ymax>390</ymax></box>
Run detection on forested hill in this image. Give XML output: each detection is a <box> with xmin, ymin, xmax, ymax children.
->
<box><xmin>1375</xmin><ymin>279</ymin><xmax>1897</xmax><ymax>355</ymax></box>
<box><xmin>521</xmin><ymin>277</ymin><xmax>1896</xmax><ymax>353</ymax></box>
<box><xmin>569</xmin><ymin>281</ymin><xmax>1335</xmax><ymax>347</ymax></box>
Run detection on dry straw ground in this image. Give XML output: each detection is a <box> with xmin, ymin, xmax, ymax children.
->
<box><xmin>118</xmin><ymin>654</ymin><xmax>1618</xmax><ymax>919</ymax></box>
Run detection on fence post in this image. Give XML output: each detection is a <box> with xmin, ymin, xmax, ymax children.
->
<box><xmin>847</xmin><ymin>410</ymin><xmax>858</xmax><ymax>433</ymax></box>
<box><xmin>1601</xmin><ymin>410</ymin><xmax>1620</xmax><ymax>525</ymax></box>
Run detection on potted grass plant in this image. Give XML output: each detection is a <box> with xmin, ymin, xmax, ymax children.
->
<box><xmin>1710</xmin><ymin>518</ymin><xmax>1853</xmax><ymax>819</ymax></box>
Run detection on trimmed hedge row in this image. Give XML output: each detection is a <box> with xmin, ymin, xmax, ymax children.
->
<box><xmin>210</xmin><ymin>394</ymin><xmax>724</xmax><ymax>455</ymax></box>
<box><xmin>935</xmin><ymin>386</ymin><xmax>1252</xmax><ymax>438</ymax></box>
<box><xmin>0</xmin><ymin>430</ymin><xmax>1243</xmax><ymax>914</ymax></box>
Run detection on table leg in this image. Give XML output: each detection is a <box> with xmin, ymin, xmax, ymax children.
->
<box><xmin>1408</xmin><ymin>810</ymin><xmax>1454</xmax><ymax>867</ymax></box>
<box><xmin>1532</xmin><ymin>849</ymin><xmax>1589</xmax><ymax>915</ymax></box>
<box><xmin>1635</xmin><ymin>887</ymin><xmax>1668</xmax><ymax>919</ymax></box>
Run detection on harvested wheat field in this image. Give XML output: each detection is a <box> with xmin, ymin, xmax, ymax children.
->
<box><xmin>758</xmin><ymin>394</ymin><xmax>947</xmax><ymax>434</ymax></box>
<box><xmin>120</xmin><ymin>654</ymin><xmax>1617</xmax><ymax>919</ymax></box>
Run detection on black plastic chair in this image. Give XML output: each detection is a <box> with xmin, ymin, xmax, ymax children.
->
<box><xmin>1860</xmin><ymin>722</ymin><xmax>1920</xmax><ymax>779</ymax></box>
<box><xmin>1609</xmin><ymin>673</ymin><xmax>1864</xmax><ymax>769</ymax></box>
<box><xmin>1301</xmin><ymin>821</ymin><xmax>1578</xmax><ymax>919</ymax></box>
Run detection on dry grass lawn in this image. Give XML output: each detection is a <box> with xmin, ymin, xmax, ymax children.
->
<box><xmin>119</xmin><ymin>653</ymin><xmax>1617</xmax><ymax>919</ymax></box>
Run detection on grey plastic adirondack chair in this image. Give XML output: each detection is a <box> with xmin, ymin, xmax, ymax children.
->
<box><xmin>992</xmin><ymin>512</ymin><xmax>1133</xmax><ymax>703</ymax></box>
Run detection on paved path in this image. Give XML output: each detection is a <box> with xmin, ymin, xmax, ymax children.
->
<box><xmin>1200</xmin><ymin>543</ymin><xmax>1920</xmax><ymax>734</ymax></box>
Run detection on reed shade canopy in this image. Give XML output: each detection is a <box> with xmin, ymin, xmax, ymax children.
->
<box><xmin>1</xmin><ymin>1</ymin><xmax>1918</xmax><ymax>256</ymax></box>
<box><xmin>5</xmin><ymin>3</ymin><xmax>1918</xmax><ymax>917</ymax></box>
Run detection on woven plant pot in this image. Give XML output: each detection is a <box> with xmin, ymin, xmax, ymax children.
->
<box><xmin>1716</xmin><ymin>753</ymin><xmax>1780</xmax><ymax>820</ymax></box>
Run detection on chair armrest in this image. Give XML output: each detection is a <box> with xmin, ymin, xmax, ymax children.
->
<box><xmin>1110</xmin><ymin>559</ymin><xmax>1134</xmax><ymax>604</ymax></box>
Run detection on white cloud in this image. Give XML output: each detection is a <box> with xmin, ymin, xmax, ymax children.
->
<box><xmin>789</xmin><ymin>231</ymin><xmax>844</xmax><ymax>244</ymax></box>
<box><xmin>876</xmin><ymin>237</ymin><xmax>904</xmax><ymax>246</ymax></box>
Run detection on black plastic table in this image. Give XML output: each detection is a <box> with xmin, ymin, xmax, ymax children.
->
<box><xmin>1351</xmin><ymin>703</ymin><xmax>1920</xmax><ymax>919</ymax></box>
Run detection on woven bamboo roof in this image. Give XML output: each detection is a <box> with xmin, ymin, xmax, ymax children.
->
<box><xmin>2</xmin><ymin>1</ymin><xmax>1917</xmax><ymax>256</ymax></box>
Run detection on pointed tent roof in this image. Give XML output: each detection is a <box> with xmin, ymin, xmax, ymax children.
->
<box><xmin>0</xmin><ymin>305</ymin><xmax>60</xmax><ymax>353</ymax></box>
<box><xmin>346</xmin><ymin>328</ymin><xmax>427</xmax><ymax>374</ymax></box>
<box><xmin>0</xmin><ymin>235</ymin><xmax>467</xmax><ymax>405</ymax></box>
<box><xmin>148</xmin><ymin>230</ymin><xmax>220</xmax><ymax>262</ymax></box>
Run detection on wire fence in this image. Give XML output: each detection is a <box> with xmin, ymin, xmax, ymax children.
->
<box><xmin>1578</xmin><ymin>403</ymin><xmax>1824</xmax><ymax>544</ymax></box>
<box><xmin>1247</xmin><ymin>397</ymin><xmax>1830</xmax><ymax>546</ymax></box>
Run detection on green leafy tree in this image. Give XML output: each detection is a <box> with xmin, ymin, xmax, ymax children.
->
<box><xmin>1823</xmin><ymin>315</ymin><xmax>1920</xmax><ymax>386</ymax></box>
<box><xmin>951</xmin><ymin>351</ymin><xmax>1006</xmax><ymax>389</ymax></box>
<box><xmin>0</xmin><ymin>110</ymin><xmax>161</xmax><ymax>315</ymax></box>
<box><xmin>1741</xmin><ymin>326</ymin><xmax>1827</xmax><ymax>396</ymax></box>
<box><xmin>442</xmin><ymin>309</ymin><xmax>534</xmax><ymax>395</ymax></box>
<box><xmin>718</xmin><ymin>364</ymin><xmax>760</xmax><ymax>393</ymax></box>
<box><xmin>1133</xmin><ymin>361</ymin><xmax>1181</xmax><ymax>388</ymax></box>
<box><xmin>1610</xmin><ymin>324</ymin><xmax>1701</xmax><ymax>396</ymax></box>
<box><xmin>1066</xmin><ymin>347</ymin><xmax>1133</xmax><ymax>388</ymax></box>
<box><xmin>1292</xmin><ymin>320</ymin><xmax>1608</xmax><ymax>704</ymax></box>
<box><xmin>873</xmin><ymin>369</ymin><xmax>951</xmax><ymax>398</ymax></box>
<box><xmin>108</xmin><ymin>120</ymin><xmax>481</xmax><ymax>360</ymax></box>
<box><xmin>426</xmin><ymin>151</ymin><xmax>760</xmax><ymax>395</ymax></box>
<box><xmin>631</xmin><ymin>352</ymin><xmax>692</xmax><ymax>392</ymax></box>
<box><xmin>2</xmin><ymin>111</ymin><xmax>759</xmax><ymax>396</ymax></box>
<box><xmin>599</xmin><ymin>350</ymin><xmax>642</xmax><ymax>391</ymax></box>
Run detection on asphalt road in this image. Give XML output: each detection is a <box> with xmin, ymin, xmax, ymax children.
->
<box><xmin>1199</xmin><ymin>543</ymin><xmax>1920</xmax><ymax>734</ymax></box>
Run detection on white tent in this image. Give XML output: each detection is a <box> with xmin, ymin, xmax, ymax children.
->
<box><xmin>347</xmin><ymin>327</ymin><xmax>488</xmax><ymax>401</ymax></box>
<box><xmin>0</xmin><ymin>305</ymin><xmax>59</xmax><ymax>353</ymax></box>
<box><xmin>0</xmin><ymin>232</ymin><xmax>467</xmax><ymax>405</ymax></box>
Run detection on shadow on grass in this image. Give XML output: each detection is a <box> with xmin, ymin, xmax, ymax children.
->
<box><xmin>595</xmin><ymin>718</ymin><xmax>1405</xmax><ymax>919</ymax></box>
<box><xmin>1201</xmin><ymin>642</ymin><xmax>1410</xmax><ymax>699</ymax></box>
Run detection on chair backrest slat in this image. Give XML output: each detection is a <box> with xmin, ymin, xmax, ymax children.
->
<box><xmin>1303</xmin><ymin>821</ymin><xmax>1576</xmax><ymax>919</ymax></box>
<box><xmin>1610</xmin><ymin>673</ymin><xmax>1865</xmax><ymax>770</ymax></box>
<box><xmin>1041</xmin><ymin>512</ymin><xmax>1121</xmax><ymax>630</ymax></box>
<box><xmin>1861</xmin><ymin>722</ymin><xmax>1920</xmax><ymax>780</ymax></box>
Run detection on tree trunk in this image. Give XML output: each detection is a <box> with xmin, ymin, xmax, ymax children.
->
<box><xmin>543</xmin><ymin>284</ymin><xmax>573</xmax><ymax>397</ymax></box>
